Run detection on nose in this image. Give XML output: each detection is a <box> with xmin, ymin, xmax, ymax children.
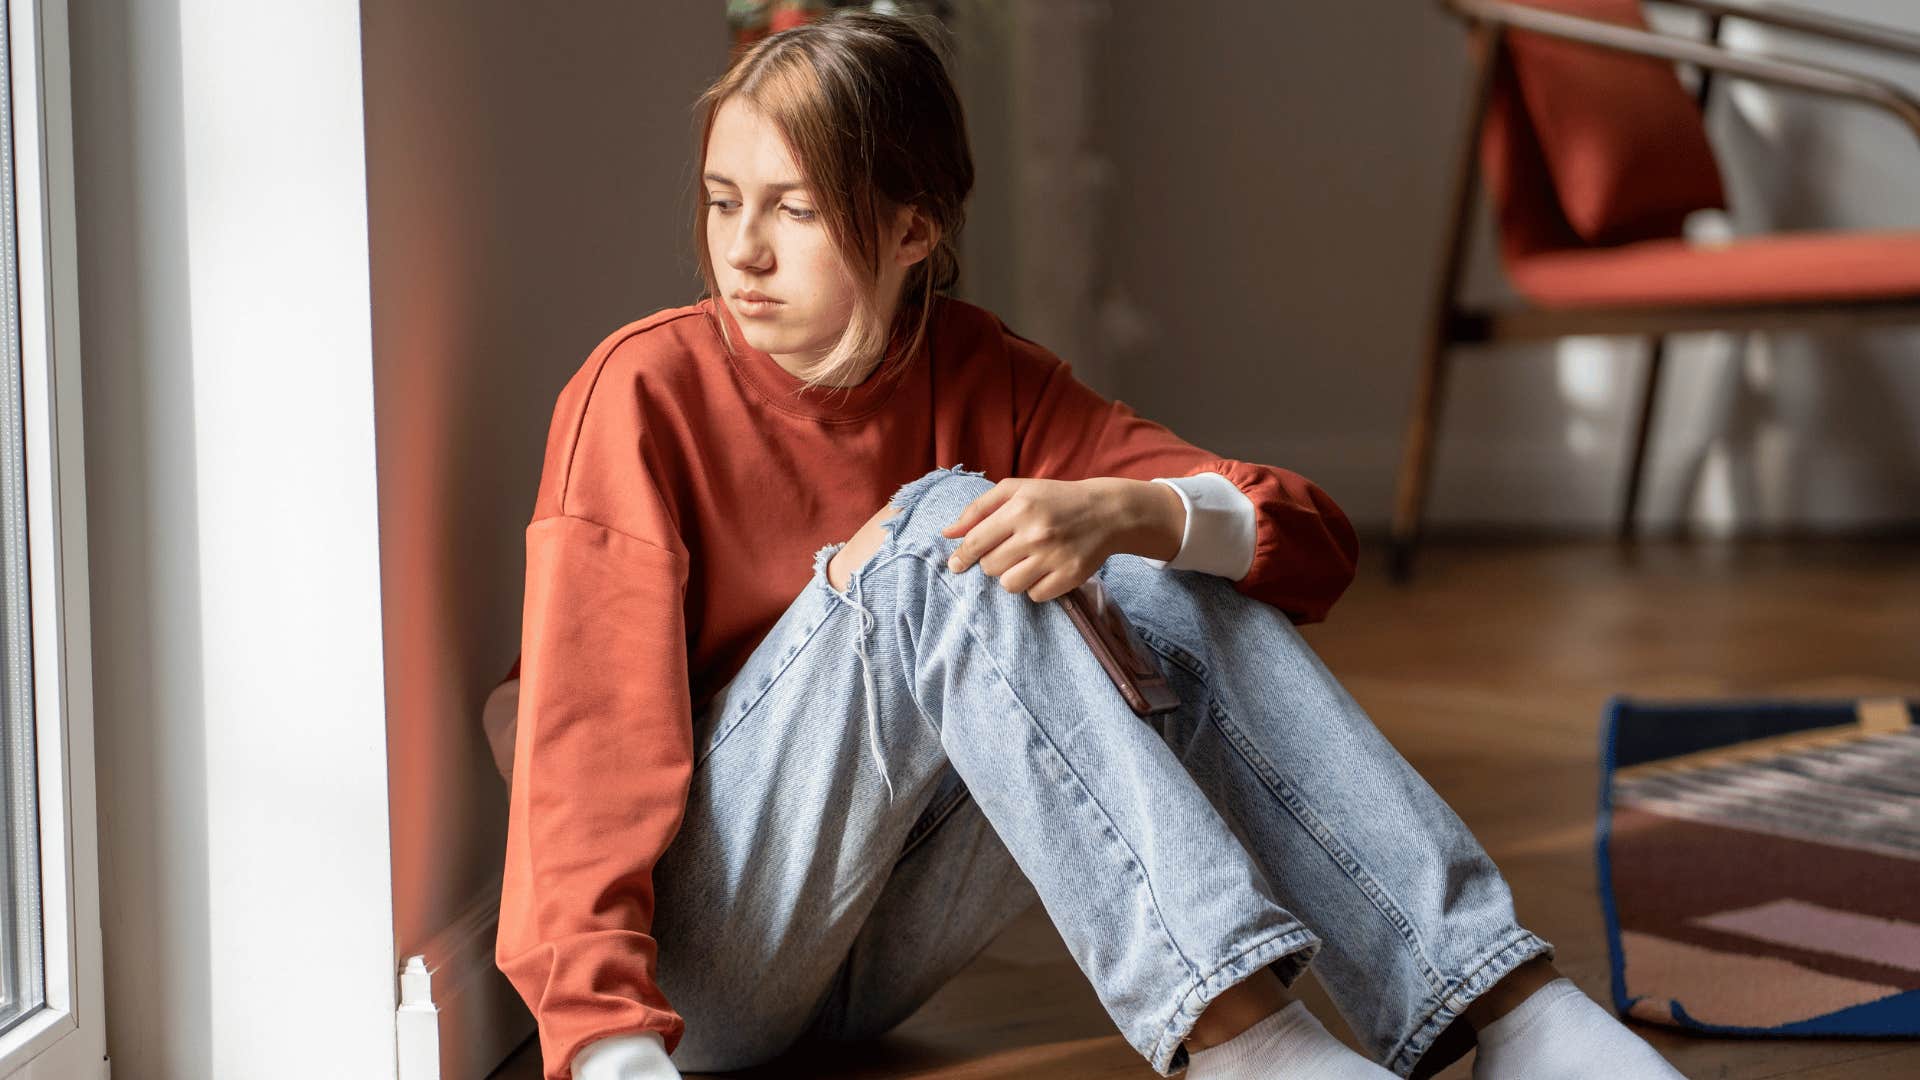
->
<box><xmin>723</xmin><ymin>209</ymin><xmax>772</xmax><ymax>274</ymax></box>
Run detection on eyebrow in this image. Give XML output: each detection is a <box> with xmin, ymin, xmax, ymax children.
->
<box><xmin>703</xmin><ymin>172</ymin><xmax>809</xmax><ymax>192</ymax></box>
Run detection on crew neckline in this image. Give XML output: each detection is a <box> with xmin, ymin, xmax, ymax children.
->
<box><xmin>702</xmin><ymin>295</ymin><xmax>932</xmax><ymax>422</ymax></box>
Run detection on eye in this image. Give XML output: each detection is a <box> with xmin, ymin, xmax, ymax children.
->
<box><xmin>782</xmin><ymin>204</ymin><xmax>817</xmax><ymax>221</ymax></box>
<box><xmin>705</xmin><ymin>197</ymin><xmax>739</xmax><ymax>213</ymax></box>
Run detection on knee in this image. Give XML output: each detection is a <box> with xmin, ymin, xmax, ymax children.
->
<box><xmin>826</xmin><ymin>467</ymin><xmax>993</xmax><ymax>592</ymax></box>
<box><xmin>880</xmin><ymin>464</ymin><xmax>995</xmax><ymax>547</ymax></box>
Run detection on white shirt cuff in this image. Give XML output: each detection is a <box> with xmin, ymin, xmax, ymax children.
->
<box><xmin>1138</xmin><ymin>473</ymin><xmax>1256</xmax><ymax>580</ymax></box>
<box><xmin>572</xmin><ymin>1031</ymin><xmax>680</xmax><ymax>1080</ymax></box>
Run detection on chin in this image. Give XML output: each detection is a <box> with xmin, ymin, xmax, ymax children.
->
<box><xmin>737</xmin><ymin>319</ymin><xmax>811</xmax><ymax>354</ymax></box>
<box><xmin>736</xmin><ymin>323</ymin><xmax>780</xmax><ymax>352</ymax></box>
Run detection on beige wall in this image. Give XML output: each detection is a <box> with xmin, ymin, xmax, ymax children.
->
<box><xmin>1084</xmin><ymin>0</ymin><xmax>1920</xmax><ymax>534</ymax></box>
<box><xmin>361</xmin><ymin>2</ymin><xmax>726</xmax><ymax>1073</ymax></box>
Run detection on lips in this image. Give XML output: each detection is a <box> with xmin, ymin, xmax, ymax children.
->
<box><xmin>734</xmin><ymin>290</ymin><xmax>781</xmax><ymax>304</ymax></box>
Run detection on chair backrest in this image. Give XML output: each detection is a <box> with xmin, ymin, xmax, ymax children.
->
<box><xmin>1478</xmin><ymin>0</ymin><xmax>1727</xmax><ymax>260</ymax></box>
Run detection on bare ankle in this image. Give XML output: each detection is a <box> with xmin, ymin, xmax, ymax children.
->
<box><xmin>1463</xmin><ymin>955</ymin><xmax>1561</xmax><ymax>1032</ymax></box>
<box><xmin>1184</xmin><ymin>965</ymin><xmax>1295</xmax><ymax>1053</ymax></box>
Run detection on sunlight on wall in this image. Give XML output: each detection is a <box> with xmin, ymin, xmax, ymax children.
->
<box><xmin>1744</xmin><ymin>342</ymin><xmax>1790</xmax><ymax>527</ymax></box>
<box><xmin>1528</xmin><ymin>3</ymin><xmax>1920</xmax><ymax>534</ymax></box>
<box><xmin>1553</xmin><ymin>336</ymin><xmax>1618</xmax><ymax>460</ymax></box>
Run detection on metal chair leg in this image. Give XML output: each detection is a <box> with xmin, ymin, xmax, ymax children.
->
<box><xmin>1619</xmin><ymin>334</ymin><xmax>1667</xmax><ymax>541</ymax></box>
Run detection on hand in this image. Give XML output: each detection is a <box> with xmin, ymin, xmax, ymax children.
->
<box><xmin>941</xmin><ymin>477</ymin><xmax>1184</xmax><ymax>603</ymax></box>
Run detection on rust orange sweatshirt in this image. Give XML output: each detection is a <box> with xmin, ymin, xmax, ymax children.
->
<box><xmin>496</xmin><ymin>293</ymin><xmax>1359</xmax><ymax>1077</ymax></box>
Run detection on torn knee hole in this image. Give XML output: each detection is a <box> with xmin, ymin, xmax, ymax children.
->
<box><xmin>825</xmin><ymin>504</ymin><xmax>901</xmax><ymax>593</ymax></box>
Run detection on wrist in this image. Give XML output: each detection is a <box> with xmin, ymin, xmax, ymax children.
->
<box><xmin>1110</xmin><ymin>478</ymin><xmax>1184</xmax><ymax>561</ymax></box>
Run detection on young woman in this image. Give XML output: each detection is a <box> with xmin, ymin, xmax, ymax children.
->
<box><xmin>494</xmin><ymin>11</ymin><xmax>1688</xmax><ymax>1080</ymax></box>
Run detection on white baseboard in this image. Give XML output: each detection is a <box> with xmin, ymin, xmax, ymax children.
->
<box><xmin>402</xmin><ymin>876</ymin><xmax>532</xmax><ymax>1080</ymax></box>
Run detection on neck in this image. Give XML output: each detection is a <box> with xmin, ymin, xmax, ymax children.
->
<box><xmin>777</xmin><ymin>351</ymin><xmax>886</xmax><ymax>387</ymax></box>
<box><xmin>774</xmin><ymin>298</ymin><xmax>909</xmax><ymax>386</ymax></box>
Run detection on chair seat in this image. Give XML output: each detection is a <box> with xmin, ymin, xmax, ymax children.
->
<box><xmin>1507</xmin><ymin>230</ymin><xmax>1920</xmax><ymax>308</ymax></box>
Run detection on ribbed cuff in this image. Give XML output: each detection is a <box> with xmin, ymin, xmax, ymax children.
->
<box><xmin>1138</xmin><ymin>472</ymin><xmax>1255</xmax><ymax>580</ymax></box>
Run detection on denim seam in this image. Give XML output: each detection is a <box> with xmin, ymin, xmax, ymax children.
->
<box><xmin>886</xmin><ymin>601</ymin><xmax>944</xmax><ymax>747</ymax></box>
<box><xmin>1203</xmin><ymin>693</ymin><xmax>1449</xmax><ymax>997</ymax></box>
<box><xmin>1131</xmin><ymin>605</ymin><xmax>1550</xmax><ymax>1075</ymax></box>
<box><xmin>877</xmin><ymin>559</ymin><xmax>984</xmax><ymax>859</ymax></box>
<box><xmin>1150</xmin><ymin>923</ymin><xmax>1322</xmax><ymax>1076</ymax></box>
<box><xmin>692</xmin><ymin>606</ymin><xmax>838</xmax><ymax>773</ymax></box>
<box><xmin>906</xmin><ymin>545</ymin><xmax>1206</xmax><ymax>986</ymax></box>
<box><xmin>899</xmin><ymin>777</ymin><xmax>973</xmax><ymax>857</ymax></box>
<box><xmin>820</xmin><ymin>544</ymin><xmax>994</xmax><ymax>855</ymax></box>
<box><xmin>1136</xmin><ymin>600</ymin><xmax>1445</xmax><ymax>995</ymax></box>
<box><xmin>1384</xmin><ymin>927</ymin><xmax>1554</xmax><ymax>1077</ymax></box>
<box><xmin>1100</xmin><ymin>591</ymin><xmax>1449</xmax><ymax>998</ymax></box>
<box><xmin>1131</xmin><ymin>623</ymin><xmax>1209</xmax><ymax>681</ymax></box>
<box><xmin>820</xmin><ymin>549</ymin><xmax>930</xmax><ymax>701</ymax></box>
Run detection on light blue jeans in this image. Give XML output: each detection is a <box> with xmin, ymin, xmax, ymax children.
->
<box><xmin>647</xmin><ymin>465</ymin><xmax>1552</xmax><ymax>1077</ymax></box>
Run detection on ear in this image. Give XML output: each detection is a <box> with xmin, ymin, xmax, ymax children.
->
<box><xmin>891</xmin><ymin>205</ymin><xmax>940</xmax><ymax>268</ymax></box>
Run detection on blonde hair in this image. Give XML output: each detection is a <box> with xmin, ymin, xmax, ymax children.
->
<box><xmin>691</xmin><ymin>9</ymin><xmax>973</xmax><ymax>395</ymax></box>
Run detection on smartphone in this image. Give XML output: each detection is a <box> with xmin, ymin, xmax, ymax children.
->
<box><xmin>1054</xmin><ymin>576</ymin><xmax>1181</xmax><ymax>717</ymax></box>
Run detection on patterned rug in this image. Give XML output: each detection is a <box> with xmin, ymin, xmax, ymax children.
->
<box><xmin>1596</xmin><ymin>696</ymin><xmax>1920</xmax><ymax>1036</ymax></box>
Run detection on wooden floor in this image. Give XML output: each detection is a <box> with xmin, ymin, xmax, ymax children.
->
<box><xmin>493</xmin><ymin>539</ymin><xmax>1920</xmax><ymax>1080</ymax></box>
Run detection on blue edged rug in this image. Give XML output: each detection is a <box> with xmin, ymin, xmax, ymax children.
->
<box><xmin>1596</xmin><ymin>695</ymin><xmax>1920</xmax><ymax>1036</ymax></box>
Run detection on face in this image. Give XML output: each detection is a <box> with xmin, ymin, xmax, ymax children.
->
<box><xmin>703</xmin><ymin>97</ymin><xmax>931</xmax><ymax>378</ymax></box>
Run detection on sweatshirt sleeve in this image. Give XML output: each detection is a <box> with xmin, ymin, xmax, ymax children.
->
<box><xmin>497</xmin><ymin>327</ymin><xmax>698</xmax><ymax>1079</ymax></box>
<box><xmin>498</xmin><ymin>514</ymin><xmax>693</xmax><ymax>1078</ymax></box>
<box><xmin>1007</xmin><ymin>328</ymin><xmax>1359</xmax><ymax>624</ymax></box>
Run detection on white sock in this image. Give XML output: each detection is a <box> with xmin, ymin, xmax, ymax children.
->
<box><xmin>1184</xmin><ymin>999</ymin><xmax>1396</xmax><ymax>1079</ymax></box>
<box><xmin>1471</xmin><ymin>977</ymin><xmax>1685</xmax><ymax>1080</ymax></box>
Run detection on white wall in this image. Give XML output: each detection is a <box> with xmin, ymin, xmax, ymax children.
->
<box><xmin>71</xmin><ymin>2</ymin><xmax>397</xmax><ymax>1077</ymax></box>
<box><xmin>1084</xmin><ymin>0</ymin><xmax>1920</xmax><ymax>534</ymax></box>
<box><xmin>1679</xmin><ymin>2</ymin><xmax>1920</xmax><ymax>531</ymax></box>
<box><xmin>361</xmin><ymin>2</ymin><xmax>725</xmax><ymax>1077</ymax></box>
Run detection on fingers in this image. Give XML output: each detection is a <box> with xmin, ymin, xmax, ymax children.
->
<box><xmin>939</xmin><ymin>478</ymin><xmax>1094</xmax><ymax>601</ymax></box>
<box><xmin>947</xmin><ymin>502</ymin><xmax>1021</xmax><ymax>574</ymax></box>
<box><xmin>1027</xmin><ymin>570</ymin><xmax>1079</xmax><ymax>604</ymax></box>
<box><xmin>984</xmin><ymin>554</ymin><xmax>1087</xmax><ymax>604</ymax></box>
<box><xmin>994</xmin><ymin>554</ymin><xmax>1050</xmax><ymax>597</ymax></box>
<box><xmin>942</xmin><ymin>480</ymin><xmax>1014</xmax><ymax>541</ymax></box>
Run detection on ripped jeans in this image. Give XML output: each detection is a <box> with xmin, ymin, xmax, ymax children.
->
<box><xmin>643</xmin><ymin>465</ymin><xmax>1553</xmax><ymax>1077</ymax></box>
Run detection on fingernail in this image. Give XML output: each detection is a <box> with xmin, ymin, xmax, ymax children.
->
<box><xmin>948</xmin><ymin>557</ymin><xmax>961</xmax><ymax>572</ymax></box>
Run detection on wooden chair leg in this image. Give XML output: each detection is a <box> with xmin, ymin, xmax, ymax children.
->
<box><xmin>1392</xmin><ymin>22</ymin><xmax>1497</xmax><ymax>583</ymax></box>
<box><xmin>1619</xmin><ymin>334</ymin><xmax>1667</xmax><ymax>541</ymax></box>
<box><xmin>1390</xmin><ymin>335</ymin><xmax>1452</xmax><ymax>583</ymax></box>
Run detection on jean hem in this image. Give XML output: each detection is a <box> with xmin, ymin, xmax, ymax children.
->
<box><xmin>1148</xmin><ymin>923</ymin><xmax>1322</xmax><ymax>1076</ymax></box>
<box><xmin>1383</xmin><ymin>927</ymin><xmax>1556</xmax><ymax>1077</ymax></box>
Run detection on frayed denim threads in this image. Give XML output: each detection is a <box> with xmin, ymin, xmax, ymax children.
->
<box><xmin>815</xmin><ymin>538</ymin><xmax>892</xmax><ymax>801</ymax></box>
<box><xmin>812</xmin><ymin>464</ymin><xmax>990</xmax><ymax>804</ymax></box>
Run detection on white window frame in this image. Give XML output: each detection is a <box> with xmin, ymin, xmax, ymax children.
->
<box><xmin>0</xmin><ymin>0</ymin><xmax>107</xmax><ymax>1074</ymax></box>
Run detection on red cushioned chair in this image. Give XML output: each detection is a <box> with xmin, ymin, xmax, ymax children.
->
<box><xmin>1389</xmin><ymin>0</ymin><xmax>1920</xmax><ymax>581</ymax></box>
